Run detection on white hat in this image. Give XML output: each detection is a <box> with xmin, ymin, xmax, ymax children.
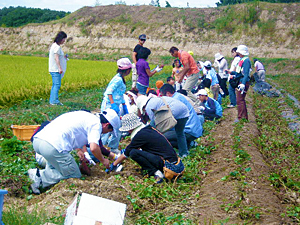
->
<box><xmin>136</xmin><ymin>95</ymin><xmax>150</xmax><ymax>115</ymax></box>
<box><xmin>119</xmin><ymin>113</ymin><xmax>143</xmax><ymax>132</ymax></box>
<box><xmin>203</xmin><ymin>61</ymin><xmax>212</xmax><ymax>68</ymax></box>
<box><xmin>196</xmin><ymin>89</ymin><xmax>208</xmax><ymax>96</ymax></box>
<box><xmin>236</xmin><ymin>45</ymin><xmax>249</xmax><ymax>56</ymax></box>
<box><xmin>197</xmin><ymin>61</ymin><xmax>204</xmax><ymax>68</ymax></box>
<box><xmin>101</xmin><ymin>109</ymin><xmax>121</xmax><ymax>137</ymax></box>
<box><xmin>214</xmin><ymin>53</ymin><xmax>224</xmax><ymax>61</ymax></box>
<box><xmin>117</xmin><ymin>58</ymin><xmax>133</xmax><ymax>70</ymax></box>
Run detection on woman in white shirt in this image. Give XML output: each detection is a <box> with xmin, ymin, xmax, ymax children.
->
<box><xmin>49</xmin><ymin>31</ymin><xmax>68</xmax><ymax>105</ymax></box>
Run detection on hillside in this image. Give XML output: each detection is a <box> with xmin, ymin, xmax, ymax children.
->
<box><xmin>0</xmin><ymin>2</ymin><xmax>299</xmax><ymax>59</ymax></box>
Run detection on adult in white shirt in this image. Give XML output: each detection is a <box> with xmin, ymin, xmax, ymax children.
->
<box><xmin>49</xmin><ymin>31</ymin><xmax>68</xmax><ymax>106</ymax></box>
<box><xmin>28</xmin><ymin>109</ymin><xmax>120</xmax><ymax>194</ymax></box>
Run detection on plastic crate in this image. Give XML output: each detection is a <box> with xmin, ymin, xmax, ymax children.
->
<box><xmin>11</xmin><ymin>125</ymin><xmax>40</xmax><ymax>141</ymax></box>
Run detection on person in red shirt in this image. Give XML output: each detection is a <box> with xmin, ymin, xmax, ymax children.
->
<box><xmin>169</xmin><ymin>47</ymin><xmax>200</xmax><ymax>102</ymax></box>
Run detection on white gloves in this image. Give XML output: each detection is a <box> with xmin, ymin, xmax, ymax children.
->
<box><xmin>154</xmin><ymin>65</ymin><xmax>162</xmax><ymax>73</ymax></box>
<box><xmin>199</xmin><ymin>106</ymin><xmax>205</xmax><ymax>112</ymax></box>
<box><xmin>238</xmin><ymin>84</ymin><xmax>245</xmax><ymax>94</ymax></box>
<box><xmin>84</xmin><ymin>152</ymin><xmax>96</xmax><ymax>165</ymax></box>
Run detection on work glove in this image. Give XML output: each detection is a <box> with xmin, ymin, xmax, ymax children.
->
<box><xmin>84</xmin><ymin>152</ymin><xmax>96</xmax><ymax>166</ymax></box>
<box><xmin>238</xmin><ymin>84</ymin><xmax>245</xmax><ymax>94</ymax></box>
<box><xmin>110</xmin><ymin>103</ymin><xmax>120</xmax><ymax>114</ymax></box>
<box><xmin>105</xmin><ymin>163</ymin><xmax>123</xmax><ymax>173</ymax></box>
<box><xmin>154</xmin><ymin>65</ymin><xmax>162</xmax><ymax>73</ymax></box>
<box><xmin>122</xmin><ymin>104</ymin><xmax>129</xmax><ymax>115</ymax></box>
<box><xmin>199</xmin><ymin>106</ymin><xmax>205</xmax><ymax>112</ymax></box>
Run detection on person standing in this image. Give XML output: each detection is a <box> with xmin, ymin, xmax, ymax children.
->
<box><xmin>228</xmin><ymin>45</ymin><xmax>251</xmax><ymax>121</ymax></box>
<box><xmin>214</xmin><ymin>53</ymin><xmax>228</xmax><ymax>96</ymax></box>
<box><xmin>172</xmin><ymin>59</ymin><xmax>183</xmax><ymax>91</ymax></box>
<box><xmin>136</xmin><ymin>47</ymin><xmax>162</xmax><ymax>95</ymax></box>
<box><xmin>254</xmin><ymin>59</ymin><xmax>266</xmax><ymax>82</ymax></box>
<box><xmin>169</xmin><ymin>47</ymin><xmax>200</xmax><ymax>102</ymax></box>
<box><xmin>49</xmin><ymin>31</ymin><xmax>68</xmax><ymax>106</ymax></box>
<box><xmin>132</xmin><ymin>34</ymin><xmax>147</xmax><ymax>88</ymax></box>
<box><xmin>101</xmin><ymin>58</ymin><xmax>133</xmax><ymax>153</ymax></box>
<box><xmin>227</xmin><ymin>47</ymin><xmax>240</xmax><ymax>108</ymax></box>
<box><xmin>29</xmin><ymin>109</ymin><xmax>120</xmax><ymax>194</ymax></box>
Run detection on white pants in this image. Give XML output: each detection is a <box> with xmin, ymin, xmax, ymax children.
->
<box><xmin>132</xmin><ymin>66</ymin><xmax>137</xmax><ymax>88</ymax></box>
<box><xmin>183</xmin><ymin>72</ymin><xmax>200</xmax><ymax>103</ymax></box>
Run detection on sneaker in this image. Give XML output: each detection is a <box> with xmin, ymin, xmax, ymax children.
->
<box><xmin>154</xmin><ymin>170</ymin><xmax>164</xmax><ymax>184</ymax></box>
<box><xmin>154</xmin><ymin>176</ymin><xmax>164</xmax><ymax>184</ymax></box>
<box><xmin>180</xmin><ymin>154</ymin><xmax>188</xmax><ymax>159</ymax></box>
<box><xmin>227</xmin><ymin>104</ymin><xmax>235</xmax><ymax>108</ymax></box>
<box><xmin>50</xmin><ymin>102</ymin><xmax>63</xmax><ymax>106</ymax></box>
<box><xmin>28</xmin><ymin>168</ymin><xmax>41</xmax><ymax>194</ymax></box>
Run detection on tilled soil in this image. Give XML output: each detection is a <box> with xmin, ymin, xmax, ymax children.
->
<box><xmin>4</xmin><ymin>90</ymin><xmax>292</xmax><ymax>224</ymax></box>
<box><xmin>197</xmin><ymin>96</ymin><xmax>288</xmax><ymax>224</ymax></box>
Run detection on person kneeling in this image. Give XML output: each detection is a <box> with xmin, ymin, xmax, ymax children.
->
<box><xmin>110</xmin><ymin>113</ymin><xmax>184</xmax><ymax>183</ymax></box>
<box><xmin>196</xmin><ymin>89</ymin><xmax>223</xmax><ymax>121</ymax></box>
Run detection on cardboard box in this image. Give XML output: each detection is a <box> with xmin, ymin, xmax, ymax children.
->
<box><xmin>64</xmin><ymin>193</ymin><xmax>126</xmax><ymax>225</ymax></box>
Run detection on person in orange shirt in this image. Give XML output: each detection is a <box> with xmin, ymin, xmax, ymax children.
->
<box><xmin>169</xmin><ymin>47</ymin><xmax>200</xmax><ymax>102</ymax></box>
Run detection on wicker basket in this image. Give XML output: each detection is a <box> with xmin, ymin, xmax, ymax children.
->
<box><xmin>11</xmin><ymin>125</ymin><xmax>40</xmax><ymax>141</ymax></box>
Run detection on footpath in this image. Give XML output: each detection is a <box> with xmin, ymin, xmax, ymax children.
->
<box><xmin>194</xmin><ymin>94</ymin><xmax>288</xmax><ymax>224</ymax></box>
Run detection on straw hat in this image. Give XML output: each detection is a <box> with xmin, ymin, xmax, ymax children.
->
<box><xmin>119</xmin><ymin>113</ymin><xmax>143</xmax><ymax>132</ymax></box>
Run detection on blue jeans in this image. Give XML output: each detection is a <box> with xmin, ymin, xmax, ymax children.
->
<box><xmin>136</xmin><ymin>83</ymin><xmax>148</xmax><ymax>95</ymax></box>
<box><xmin>49</xmin><ymin>72</ymin><xmax>62</xmax><ymax>104</ymax></box>
<box><xmin>174</xmin><ymin>117</ymin><xmax>188</xmax><ymax>157</ymax></box>
<box><xmin>101</xmin><ymin>130</ymin><xmax>121</xmax><ymax>150</ymax></box>
<box><xmin>229</xmin><ymin>84</ymin><xmax>236</xmax><ymax>106</ymax></box>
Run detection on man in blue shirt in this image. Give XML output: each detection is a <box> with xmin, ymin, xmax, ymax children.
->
<box><xmin>160</xmin><ymin>84</ymin><xmax>203</xmax><ymax>150</ymax></box>
<box><xmin>196</xmin><ymin>89</ymin><xmax>223</xmax><ymax>121</ymax></box>
<box><xmin>136</xmin><ymin>95</ymin><xmax>190</xmax><ymax>157</ymax></box>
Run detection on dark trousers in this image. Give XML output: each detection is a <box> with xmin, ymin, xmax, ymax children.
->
<box><xmin>219</xmin><ymin>78</ymin><xmax>229</xmax><ymax>96</ymax></box>
<box><xmin>129</xmin><ymin>149</ymin><xmax>164</xmax><ymax>176</ymax></box>
<box><xmin>236</xmin><ymin>82</ymin><xmax>250</xmax><ymax>120</ymax></box>
<box><xmin>164</xmin><ymin>130</ymin><xmax>197</xmax><ymax>149</ymax></box>
<box><xmin>204</xmin><ymin>113</ymin><xmax>221</xmax><ymax>121</ymax></box>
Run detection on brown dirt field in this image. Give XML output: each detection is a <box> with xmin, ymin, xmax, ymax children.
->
<box><xmin>3</xmin><ymin>89</ymin><xmax>292</xmax><ymax>224</ymax></box>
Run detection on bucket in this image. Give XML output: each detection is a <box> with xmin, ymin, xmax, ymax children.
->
<box><xmin>11</xmin><ymin>125</ymin><xmax>40</xmax><ymax>141</ymax></box>
<box><xmin>0</xmin><ymin>189</ymin><xmax>8</xmax><ymax>225</ymax></box>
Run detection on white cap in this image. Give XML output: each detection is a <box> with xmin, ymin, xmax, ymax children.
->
<box><xmin>236</xmin><ymin>45</ymin><xmax>249</xmax><ymax>56</ymax></box>
<box><xmin>203</xmin><ymin>61</ymin><xmax>212</xmax><ymax>68</ymax></box>
<box><xmin>214</xmin><ymin>53</ymin><xmax>224</xmax><ymax>61</ymax></box>
<box><xmin>196</xmin><ymin>89</ymin><xmax>208</xmax><ymax>96</ymax></box>
<box><xmin>136</xmin><ymin>95</ymin><xmax>150</xmax><ymax>115</ymax></box>
<box><xmin>101</xmin><ymin>109</ymin><xmax>121</xmax><ymax>137</ymax></box>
